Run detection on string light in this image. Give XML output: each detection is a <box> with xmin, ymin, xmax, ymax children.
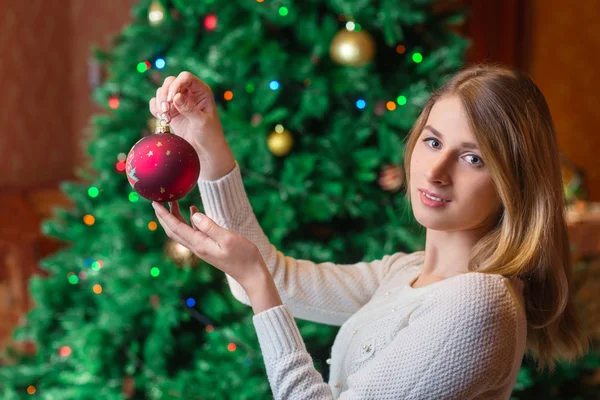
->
<box><xmin>397</xmin><ymin>95</ymin><xmax>407</xmax><ymax>106</ymax></box>
<box><xmin>27</xmin><ymin>385</ymin><xmax>36</xmax><ymax>394</ymax></box>
<box><xmin>186</xmin><ymin>298</ymin><xmax>196</xmax><ymax>307</ymax></box>
<box><xmin>278</xmin><ymin>7</ymin><xmax>288</xmax><ymax>16</ymax></box>
<box><xmin>150</xmin><ymin>267</ymin><xmax>160</xmax><ymax>277</ymax></box>
<box><xmin>227</xmin><ymin>343</ymin><xmax>237</xmax><ymax>352</ymax></box>
<box><xmin>412</xmin><ymin>52</ymin><xmax>423</xmax><ymax>63</ymax></box>
<box><xmin>128</xmin><ymin>192</ymin><xmax>139</xmax><ymax>202</ymax></box>
<box><xmin>117</xmin><ymin>152</ymin><xmax>127</xmax><ymax>161</ymax></box>
<box><xmin>245</xmin><ymin>83</ymin><xmax>255</xmax><ymax>93</ymax></box>
<box><xmin>108</xmin><ymin>96</ymin><xmax>120</xmax><ymax>109</ymax></box>
<box><xmin>204</xmin><ymin>14</ymin><xmax>217</xmax><ymax>31</ymax></box>
<box><xmin>137</xmin><ymin>61</ymin><xmax>151</xmax><ymax>73</ymax></box>
<box><xmin>78</xmin><ymin>271</ymin><xmax>87</xmax><ymax>280</ymax></box>
<box><xmin>116</xmin><ymin>160</ymin><xmax>126</xmax><ymax>172</ymax></box>
<box><xmin>93</xmin><ymin>284</ymin><xmax>103</xmax><ymax>294</ymax></box>
<box><xmin>345</xmin><ymin>21</ymin><xmax>355</xmax><ymax>31</ymax></box>
<box><xmin>396</xmin><ymin>45</ymin><xmax>406</xmax><ymax>54</ymax></box>
<box><xmin>275</xmin><ymin>124</ymin><xmax>285</xmax><ymax>133</ymax></box>
<box><xmin>88</xmin><ymin>187</ymin><xmax>99</xmax><ymax>198</ymax></box>
<box><xmin>269</xmin><ymin>80</ymin><xmax>280</xmax><ymax>90</ymax></box>
<box><xmin>67</xmin><ymin>273</ymin><xmax>79</xmax><ymax>284</ymax></box>
<box><xmin>59</xmin><ymin>346</ymin><xmax>72</xmax><ymax>357</ymax></box>
<box><xmin>84</xmin><ymin>258</ymin><xmax>94</xmax><ymax>267</ymax></box>
<box><xmin>91</xmin><ymin>261</ymin><xmax>102</xmax><ymax>271</ymax></box>
<box><xmin>83</xmin><ymin>215</ymin><xmax>95</xmax><ymax>226</ymax></box>
<box><xmin>155</xmin><ymin>58</ymin><xmax>166</xmax><ymax>69</ymax></box>
<box><xmin>224</xmin><ymin>90</ymin><xmax>233</xmax><ymax>101</ymax></box>
<box><xmin>148</xmin><ymin>221</ymin><xmax>158</xmax><ymax>231</ymax></box>
<box><xmin>386</xmin><ymin>101</ymin><xmax>397</xmax><ymax>111</ymax></box>
<box><xmin>356</xmin><ymin>99</ymin><xmax>366</xmax><ymax>109</ymax></box>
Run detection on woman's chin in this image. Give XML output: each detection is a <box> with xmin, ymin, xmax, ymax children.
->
<box><xmin>413</xmin><ymin>211</ymin><xmax>456</xmax><ymax>231</ymax></box>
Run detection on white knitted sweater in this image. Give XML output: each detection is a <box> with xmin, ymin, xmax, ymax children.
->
<box><xmin>198</xmin><ymin>161</ymin><xmax>528</xmax><ymax>400</ymax></box>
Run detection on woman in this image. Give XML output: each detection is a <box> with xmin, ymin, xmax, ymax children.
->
<box><xmin>150</xmin><ymin>64</ymin><xmax>590</xmax><ymax>399</ymax></box>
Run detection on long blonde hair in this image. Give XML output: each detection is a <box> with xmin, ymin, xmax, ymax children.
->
<box><xmin>402</xmin><ymin>63</ymin><xmax>590</xmax><ymax>374</ymax></box>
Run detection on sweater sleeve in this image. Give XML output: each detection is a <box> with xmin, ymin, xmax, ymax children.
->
<box><xmin>198</xmin><ymin>161</ymin><xmax>406</xmax><ymax>326</ymax></box>
<box><xmin>253</xmin><ymin>274</ymin><xmax>520</xmax><ymax>400</ymax></box>
<box><xmin>252</xmin><ymin>305</ymin><xmax>335</xmax><ymax>400</ymax></box>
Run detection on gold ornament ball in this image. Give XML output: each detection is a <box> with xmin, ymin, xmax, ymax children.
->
<box><xmin>148</xmin><ymin>1</ymin><xmax>166</xmax><ymax>26</ymax></box>
<box><xmin>267</xmin><ymin>125</ymin><xmax>294</xmax><ymax>157</ymax></box>
<box><xmin>330</xmin><ymin>29</ymin><xmax>376</xmax><ymax>67</ymax></box>
<box><xmin>164</xmin><ymin>239</ymin><xmax>198</xmax><ymax>267</ymax></box>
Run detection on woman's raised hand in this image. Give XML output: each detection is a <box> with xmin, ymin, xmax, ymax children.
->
<box><xmin>149</xmin><ymin>72</ymin><xmax>227</xmax><ymax>158</ymax></box>
<box><xmin>150</xmin><ymin>71</ymin><xmax>237</xmax><ymax>181</ymax></box>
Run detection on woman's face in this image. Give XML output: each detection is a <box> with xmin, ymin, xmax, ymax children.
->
<box><xmin>410</xmin><ymin>95</ymin><xmax>502</xmax><ymax>233</ymax></box>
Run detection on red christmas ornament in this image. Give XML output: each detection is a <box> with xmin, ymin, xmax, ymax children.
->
<box><xmin>126</xmin><ymin>121</ymin><xmax>200</xmax><ymax>201</ymax></box>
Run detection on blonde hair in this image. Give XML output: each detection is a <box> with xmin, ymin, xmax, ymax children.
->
<box><xmin>402</xmin><ymin>63</ymin><xmax>591</xmax><ymax>374</ymax></box>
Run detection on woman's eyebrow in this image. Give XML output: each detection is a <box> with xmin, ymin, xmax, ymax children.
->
<box><xmin>423</xmin><ymin>125</ymin><xmax>479</xmax><ymax>150</ymax></box>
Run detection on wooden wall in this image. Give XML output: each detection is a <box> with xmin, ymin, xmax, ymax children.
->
<box><xmin>526</xmin><ymin>0</ymin><xmax>600</xmax><ymax>201</ymax></box>
<box><xmin>0</xmin><ymin>0</ymin><xmax>136</xmax><ymax>354</ymax></box>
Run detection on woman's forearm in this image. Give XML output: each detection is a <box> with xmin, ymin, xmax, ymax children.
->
<box><xmin>197</xmin><ymin>140</ymin><xmax>237</xmax><ymax>181</ymax></box>
<box><xmin>242</xmin><ymin>267</ymin><xmax>284</xmax><ymax>315</ymax></box>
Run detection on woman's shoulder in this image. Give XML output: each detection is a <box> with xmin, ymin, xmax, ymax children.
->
<box><xmin>428</xmin><ymin>272</ymin><xmax>524</xmax><ymax>323</ymax></box>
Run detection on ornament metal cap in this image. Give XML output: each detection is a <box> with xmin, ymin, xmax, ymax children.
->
<box><xmin>156</xmin><ymin>112</ymin><xmax>171</xmax><ymax>133</ymax></box>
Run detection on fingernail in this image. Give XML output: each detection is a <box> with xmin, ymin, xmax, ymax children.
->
<box><xmin>192</xmin><ymin>213</ymin><xmax>203</xmax><ymax>224</ymax></box>
<box><xmin>167</xmin><ymin>90</ymin><xmax>174</xmax><ymax>101</ymax></box>
<box><xmin>152</xmin><ymin>202</ymin><xmax>157</xmax><ymax>209</ymax></box>
<box><xmin>161</xmin><ymin>101</ymin><xmax>168</xmax><ymax>112</ymax></box>
<box><xmin>174</xmin><ymin>93</ymin><xmax>184</xmax><ymax>106</ymax></box>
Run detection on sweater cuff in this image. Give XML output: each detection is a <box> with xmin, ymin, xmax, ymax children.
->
<box><xmin>197</xmin><ymin>161</ymin><xmax>251</xmax><ymax>223</ymax></box>
<box><xmin>252</xmin><ymin>305</ymin><xmax>307</xmax><ymax>362</ymax></box>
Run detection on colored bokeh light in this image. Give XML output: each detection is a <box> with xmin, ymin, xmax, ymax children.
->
<box><xmin>83</xmin><ymin>215</ymin><xmax>95</xmax><ymax>226</ymax></box>
<box><xmin>59</xmin><ymin>346</ymin><xmax>72</xmax><ymax>357</ymax></box>
<box><xmin>204</xmin><ymin>14</ymin><xmax>217</xmax><ymax>30</ymax></box>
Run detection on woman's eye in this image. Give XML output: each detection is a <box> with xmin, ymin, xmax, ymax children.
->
<box><xmin>464</xmin><ymin>155</ymin><xmax>484</xmax><ymax>167</ymax></box>
<box><xmin>423</xmin><ymin>138</ymin><xmax>441</xmax><ymax>149</ymax></box>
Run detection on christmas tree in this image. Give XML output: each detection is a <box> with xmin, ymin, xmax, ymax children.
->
<box><xmin>2</xmin><ymin>0</ymin><xmax>597</xmax><ymax>399</ymax></box>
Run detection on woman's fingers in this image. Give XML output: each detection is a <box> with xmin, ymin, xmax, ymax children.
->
<box><xmin>167</xmin><ymin>71</ymin><xmax>195</xmax><ymax>102</ymax></box>
<box><xmin>149</xmin><ymin>97</ymin><xmax>159</xmax><ymax>119</ymax></box>
<box><xmin>156</xmin><ymin>76</ymin><xmax>176</xmax><ymax>113</ymax></box>
<box><xmin>190</xmin><ymin>206</ymin><xmax>200</xmax><ymax>231</ymax></box>
<box><xmin>153</xmin><ymin>202</ymin><xmax>219</xmax><ymax>262</ymax></box>
<box><xmin>168</xmin><ymin>201</ymin><xmax>185</xmax><ymax>223</ymax></box>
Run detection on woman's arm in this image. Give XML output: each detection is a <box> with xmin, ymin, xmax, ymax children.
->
<box><xmin>199</xmin><ymin>161</ymin><xmax>410</xmax><ymax>326</ymax></box>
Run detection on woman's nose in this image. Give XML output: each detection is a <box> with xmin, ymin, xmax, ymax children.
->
<box><xmin>425</xmin><ymin>154</ymin><xmax>451</xmax><ymax>184</ymax></box>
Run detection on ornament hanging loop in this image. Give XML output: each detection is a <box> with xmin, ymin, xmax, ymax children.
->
<box><xmin>156</xmin><ymin>109</ymin><xmax>171</xmax><ymax>133</ymax></box>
